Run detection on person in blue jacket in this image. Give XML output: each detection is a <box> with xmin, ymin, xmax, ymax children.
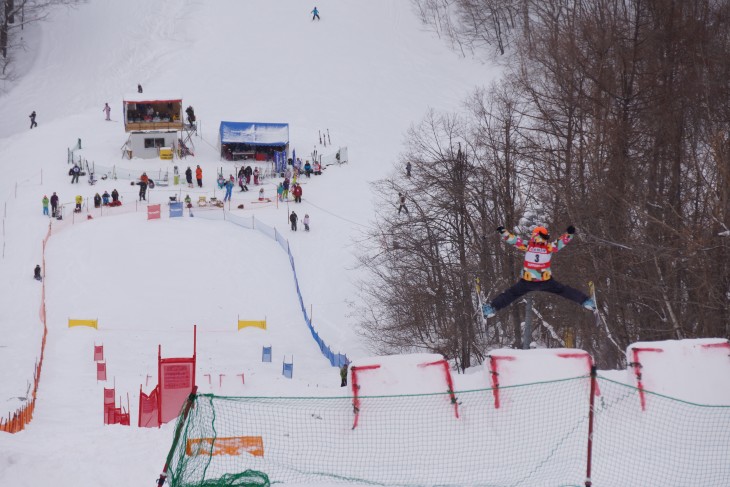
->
<box><xmin>311</xmin><ymin>6</ymin><xmax>320</xmax><ymax>20</ymax></box>
<box><xmin>223</xmin><ymin>177</ymin><xmax>234</xmax><ymax>202</ymax></box>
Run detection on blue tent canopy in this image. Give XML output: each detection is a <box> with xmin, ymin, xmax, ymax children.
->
<box><xmin>219</xmin><ymin>121</ymin><xmax>289</xmax><ymax>147</ymax></box>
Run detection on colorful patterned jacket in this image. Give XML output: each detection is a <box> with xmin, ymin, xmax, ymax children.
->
<box><xmin>500</xmin><ymin>230</ymin><xmax>573</xmax><ymax>281</ymax></box>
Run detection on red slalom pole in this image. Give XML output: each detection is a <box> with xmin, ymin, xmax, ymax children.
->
<box><xmin>585</xmin><ymin>366</ymin><xmax>597</xmax><ymax>486</ymax></box>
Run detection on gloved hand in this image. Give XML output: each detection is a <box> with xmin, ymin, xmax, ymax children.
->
<box><xmin>496</xmin><ymin>226</ymin><xmax>505</xmax><ymax>234</ymax></box>
<box><xmin>567</xmin><ymin>225</ymin><xmax>576</xmax><ymax>235</ymax></box>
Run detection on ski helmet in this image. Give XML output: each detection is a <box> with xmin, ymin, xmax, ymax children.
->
<box><xmin>532</xmin><ymin>226</ymin><xmax>549</xmax><ymax>239</ymax></box>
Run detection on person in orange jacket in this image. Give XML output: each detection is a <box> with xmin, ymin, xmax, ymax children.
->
<box><xmin>195</xmin><ymin>165</ymin><xmax>203</xmax><ymax>188</ymax></box>
<box><xmin>138</xmin><ymin>172</ymin><xmax>149</xmax><ymax>201</ymax></box>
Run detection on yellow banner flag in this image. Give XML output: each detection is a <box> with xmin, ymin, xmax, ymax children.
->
<box><xmin>68</xmin><ymin>318</ymin><xmax>98</xmax><ymax>329</ymax></box>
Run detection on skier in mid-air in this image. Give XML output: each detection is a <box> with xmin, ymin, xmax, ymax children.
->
<box><xmin>481</xmin><ymin>225</ymin><xmax>596</xmax><ymax>318</ymax></box>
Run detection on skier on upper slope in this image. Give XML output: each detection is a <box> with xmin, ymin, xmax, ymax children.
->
<box><xmin>481</xmin><ymin>225</ymin><xmax>596</xmax><ymax>318</ymax></box>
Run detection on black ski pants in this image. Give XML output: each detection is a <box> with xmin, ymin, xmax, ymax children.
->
<box><xmin>491</xmin><ymin>278</ymin><xmax>588</xmax><ymax>311</ymax></box>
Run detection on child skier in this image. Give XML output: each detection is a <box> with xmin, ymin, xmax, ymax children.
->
<box><xmin>481</xmin><ymin>225</ymin><xmax>596</xmax><ymax>318</ymax></box>
<box><xmin>103</xmin><ymin>103</ymin><xmax>111</xmax><ymax>121</ymax></box>
<box><xmin>303</xmin><ymin>214</ymin><xmax>310</xmax><ymax>231</ymax></box>
<box><xmin>42</xmin><ymin>195</ymin><xmax>49</xmax><ymax>216</ymax></box>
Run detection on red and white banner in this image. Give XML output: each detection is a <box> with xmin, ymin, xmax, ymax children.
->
<box><xmin>147</xmin><ymin>204</ymin><xmax>161</xmax><ymax>220</ymax></box>
<box><xmin>94</xmin><ymin>344</ymin><xmax>104</xmax><ymax>362</ymax></box>
<box><xmin>139</xmin><ymin>327</ymin><xmax>197</xmax><ymax>427</ymax></box>
<box><xmin>104</xmin><ymin>388</ymin><xmax>130</xmax><ymax>426</ymax></box>
<box><xmin>96</xmin><ymin>362</ymin><xmax>107</xmax><ymax>381</ymax></box>
<box><xmin>159</xmin><ymin>357</ymin><xmax>195</xmax><ymax>424</ymax></box>
<box><xmin>103</xmin><ymin>388</ymin><xmax>115</xmax><ymax>425</ymax></box>
<box><xmin>138</xmin><ymin>385</ymin><xmax>160</xmax><ymax>428</ymax></box>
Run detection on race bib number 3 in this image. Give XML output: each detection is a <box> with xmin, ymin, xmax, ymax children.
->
<box><xmin>525</xmin><ymin>250</ymin><xmax>551</xmax><ymax>268</ymax></box>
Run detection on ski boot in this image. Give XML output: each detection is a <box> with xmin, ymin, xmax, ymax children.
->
<box><xmin>482</xmin><ymin>303</ymin><xmax>496</xmax><ymax>318</ymax></box>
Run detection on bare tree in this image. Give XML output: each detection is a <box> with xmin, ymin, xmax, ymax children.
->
<box><xmin>413</xmin><ymin>0</ymin><xmax>528</xmax><ymax>58</ymax></box>
<box><xmin>358</xmin><ymin>111</ymin><xmax>490</xmax><ymax>370</ymax></box>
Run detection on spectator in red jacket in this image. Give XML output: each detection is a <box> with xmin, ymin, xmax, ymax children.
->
<box><xmin>292</xmin><ymin>183</ymin><xmax>303</xmax><ymax>203</ymax></box>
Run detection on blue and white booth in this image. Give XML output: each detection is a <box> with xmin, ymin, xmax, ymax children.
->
<box><xmin>218</xmin><ymin>121</ymin><xmax>289</xmax><ymax>161</ymax></box>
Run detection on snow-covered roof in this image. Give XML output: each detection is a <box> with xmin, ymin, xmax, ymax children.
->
<box><xmin>123</xmin><ymin>93</ymin><xmax>183</xmax><ymax>103</ymax></box>
<box><xmin>128</xmin><ymin>130</ymin><xmax>179</xmax><ymax>135</ymax></box>
<box><xmin>219</xmin><ymin>121</ymin><xmax>289</xmax><ymax>146</ymax></box>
